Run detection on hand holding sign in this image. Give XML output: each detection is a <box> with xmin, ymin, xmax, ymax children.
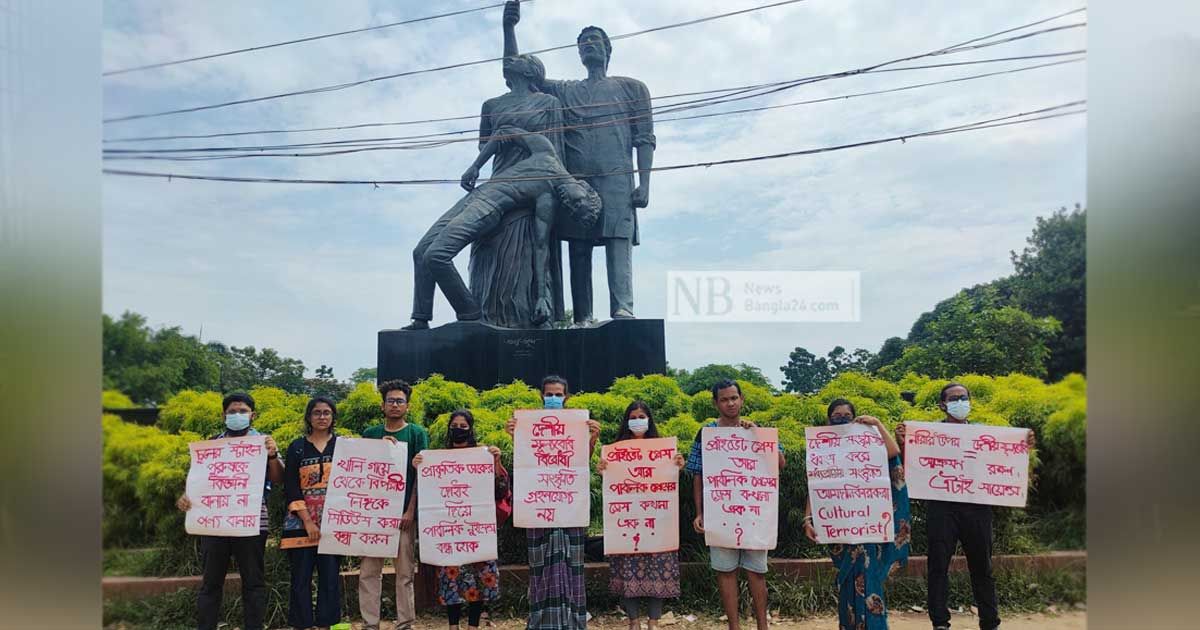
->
<box><xmin>602</xmin><ymin>437</ymin><xmax>680</xmax><ymax>555</ymax></box>
<box><xmin>318</xmin><ymin>438</ymin><xmax>408</xmax><ymax>557</ymax></box>
<box><xmin>903</xmin><ymin>421</ymin><xmax>1031</xmax><ymax>507</ymax></box>
<box><xmin>700</xmin><ymin>427</ymin><xmax>780</xmax><ymax>550</ymax></box>
<box><xmin>804</xmin><ymin>423</ymin><xmax>894</xmax><ymax>544</ymax></box>
<box><xmin>184</xmin><ymin>435</ymin><xmax>267</xmax><ymax>537</ymax></box>
<box><xmin>513</xmin><ymin>409</ymin><xmax>591</xmax><ymax>528</ymax></box>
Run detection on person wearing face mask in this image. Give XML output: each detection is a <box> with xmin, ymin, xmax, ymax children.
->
<box><xmin>895</xmin><ymin>383</ymin><xmax>1036</xmax><ymax>630</ymax></box>
<box><xmin>175</xmin><ymin>392</ymin><xmax>284</xmax><ymax>630</ymax></box>
<box><xmin>597</xmin><ymin>401</ymin><xmax>685</xmax><ymax>630</ymax></box>
<box><xmin>506</xmin><ymin>374</ymin><xmax>602</xmax><ymax>630</ymax></box>
<box><xmin>412</xmin><ymin>409</ymin><xmax>510</xmax><ymax>630</ymax></box>
<box><xmin>685</xmin><ymin>379</ymin><xmax>787</xmax><ymax>630</ymax></box>
<box><xmin>802</xmin><ymin>399</ymin><xmax>909</xmax><ymax>630</ymax></box>
<box><xmin>281</xmin><ymin>396</ymin><xmax>342</xmax><ymax>630</ymax></box>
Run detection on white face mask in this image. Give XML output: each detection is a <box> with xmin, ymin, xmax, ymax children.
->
<box><xmin>225</xmin><ymin>412</ymin><xmax>251</xmax><ymax>431</ymax></box>
<box><xmin>627</xmin><ymin>417</ymin><xmax>650</xmax><ymax>435</ymax></box>
<box><xmin>946</xmin><ymin>399</ymin><xmax>971</xmax><ymax>420</ymax></box>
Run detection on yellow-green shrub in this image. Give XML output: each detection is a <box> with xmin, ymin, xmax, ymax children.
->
<box><xmin>103</xmin><ymin>389</ymin><xmax>136</xmax><ymax>409</ymax></box>
<box><xmin>157</xmin><ymin>390</ymin><xmax>223</xmax><ymax>435</ymax></box>
<box><xmin>338</xmin><ymin>381</ymin><xmax>384</xmax><ymax>434</ymax></box>
<box><xmin>608</xmin><ymin>374</ymin><xmax>689</xmax><ymax>420</ymax></box>
<box><xmin>409</xmin><ymin>374</ymin><xmax>479</xmax><ymax>425</ymax></box>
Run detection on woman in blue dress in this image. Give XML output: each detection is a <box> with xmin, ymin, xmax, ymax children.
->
<box><xmin>804</xmin><ymin>398</ymin><xmax>911</xmax><ymax>630</ymax></box>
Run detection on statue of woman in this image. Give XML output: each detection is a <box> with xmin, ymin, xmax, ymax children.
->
<box><xmin>466</xmin><ymin>53</ymin><xmax>571</xmax><ymax>328</ymax></box>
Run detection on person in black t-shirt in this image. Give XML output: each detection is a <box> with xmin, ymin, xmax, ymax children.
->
<box><xmin>176</xmin><ymin>392</ymin><xmax>284</xmax><ymax>630</ymax></box>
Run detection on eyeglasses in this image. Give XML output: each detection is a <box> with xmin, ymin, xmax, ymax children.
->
<box><xmin>385</xmin><ymin>398</ymin><xmax>408</xmax><ymax>406</ymax></box>
<box><xmin>311</xmin><ymin>410</ymin><xmax>334</xmax><ymax>417</ymax></box>
<box><xmin>830</xmin><ymin>415</ymin><xmax>853</xmax><ymax>422</ymax></box>
<box><xmin>946</xmin><ymin>394</ymin><xmax>969</xmax><ymax>402</ymax></box>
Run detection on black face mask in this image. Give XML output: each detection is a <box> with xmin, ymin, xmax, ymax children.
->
<box><xmin>449</xmin><ymin>427</ymin><xmax>472</xmax><ymax>445</ymax></box>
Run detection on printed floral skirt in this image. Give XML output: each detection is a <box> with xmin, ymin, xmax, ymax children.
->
<box><xmin>436</xmin><ymin>560</ymin><xmax>500</xmax><ymax>606</ymax></box>
<box><xmin>608</xmin><ymin>551</ymin><xmax>681</xmax><ymax>599</ymax></box>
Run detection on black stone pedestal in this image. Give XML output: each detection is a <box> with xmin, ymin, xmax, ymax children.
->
<box><xmin>378</xmin><ymin>319</ymin><xmax>666</xmax><ymax>393</ymax></box>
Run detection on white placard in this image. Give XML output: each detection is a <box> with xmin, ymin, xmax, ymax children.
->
<box><xmin>417</xmin><ymin>447</ymin><xmax>499</xmax><ymax>566</ymax></box>
<box><xmin>602</xmin><ymin>437</ymin><xmax>680</xmax><ymax>555</ymax></box>
<box><xmin>804</xmin><ymin>423</ymin><xmax>894</xmax><ymax>543</ymax></box>
<box><xmin>700</xmin><ymin>427</ymin><xmax>780</xmax><ymax>550</ymax></box>
<box><xmin>317</xmin><ymin>438</ymin><xmax>409</xmax><ymax>557</ymax></box>
<box><xmin>185</xmin><ymin>435</ymin><xmax>268</xmax><ymax>537</ymax></box>
<box><xmin>512</xmin><ymin>409</ymin><xmax>591</xmax><ymax>528</ymax></box>
<box><xmin>904</xmin><ymin>421</ymin><xmax>1030</xmax><ymax>507</ymax></box>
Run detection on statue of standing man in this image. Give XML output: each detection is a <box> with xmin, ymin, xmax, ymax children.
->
<box><xmin>503</xmin><ymin>0</ymin><xmax>656</xmax><ymax>324</ymax></box>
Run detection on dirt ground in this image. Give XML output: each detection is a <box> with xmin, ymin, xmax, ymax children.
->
<box><xmin>342</xmin><ymin>609</ymin><xmax>1086</xmax><ymax>629</ymax></box>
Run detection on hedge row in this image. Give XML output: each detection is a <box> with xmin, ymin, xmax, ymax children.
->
<box><xmin>102</xmin><ymin>371</ymin><xmax>1086</xmax><ymax>564</ymax></box>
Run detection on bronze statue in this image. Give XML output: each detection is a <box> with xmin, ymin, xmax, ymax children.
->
<box><xmin>503</xmin><ymin>0</ymin><xmax>656</xmax><ymax>324</ymax></box>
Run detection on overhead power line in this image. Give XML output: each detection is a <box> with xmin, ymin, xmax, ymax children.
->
<box><xmin>102</xmin><ymin>56</ymin><xmax>1084</xmax><ymax>161</ymax></box>
<box><xmin>102</xmin><ymin>22</ymin><xmax>1088</xmax><ymax>153</ymax></box>
<box><xmin>105</xmin><ymin>4</ymin><xmax>1089</xmax><ymax>135</ymax></box>
<box><xmin>103</xmin><ymin>1</ymin><xmax>544</xmax><ymax>76</ymax></box>
<box><xmin>102</xmin><ymin>101</ymin><xmax>1086</xmax><ymax>184</ymax></box>
<box><xmin>105</xmin><ymin>49</ymin><xmax>1084</xmax><ymax>144</ymax></box>
<box><xmin>103</xmin><ymin>0</ymin><xmax>813</xmax><ymax>123</ymax></box>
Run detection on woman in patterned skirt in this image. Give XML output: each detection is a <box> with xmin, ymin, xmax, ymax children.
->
<box><xmin>598</xmin><ymin>401</ymin><xmax>685</xmax><ymax>630</ymax></box>
<box><xmin>413</xmin><ymin>409</ymin><xmax>510</xmax><ymax>630</ymax></box>
<box><xmin>803</xmin><ymin>398</ymin><xmax>912</xmax><ymax>630</ymax></box>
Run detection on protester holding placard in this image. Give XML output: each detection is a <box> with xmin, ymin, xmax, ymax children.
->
<box><xmin>684</xmin><ymin>379</ymin><xmax>786</xmax><ymax>630</ymax></box>
<box><xmin>281</xmin><ymin>396</ymin><xmax>342</xmax><ymax>630</ymax></box>
<box><xmin>506</xmin><ymin>375</ymin><xmax>601</xmax><ymax>630</ymax></box>
<box><xmin>895</xmin><ymin>383</ymin><xmax>1035</xmax><ymax>630</ymax></box>
<box><xmin>597</xmin><ymin>401</ymin><xmax>686</xmax><ymax>630</ymax></box>
<box><xmin>175</xmin><ymin>392</ymin><xmax>283</xmax><ymax>630</ymax></box>
<box><xmin>413</xmin><ymin>409</ymin><xmax>510</xmax><ymax>630</ymax></box>
<box><xmin>803</xmin><ymin>398</ymin><xmax>910</xmax><ymax>630</ymax></box>
<box><xmin>357</xmin><ymin>379</ymin><xmax>429</xmax><ymax>630</ymax></box>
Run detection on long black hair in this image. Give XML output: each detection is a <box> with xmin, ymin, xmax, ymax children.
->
<box><xmin>615</xmin><ymin>400</ymin><xmax>660</xmax><ymax>442</ymax></box>
<box><xmin>445</xmin><ymin>408</ymin><xmax>478</xmax><ymax>448</ymax></box>
<box><xmin>304</xmin><ymin>396</ymin><xmax>337</xmax><ymax>434</ymax></box>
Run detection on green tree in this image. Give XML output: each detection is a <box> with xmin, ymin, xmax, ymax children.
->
<box><xmin>866</xmin><ymin>337</ymin><xmax>907</xmax><ymax>373</ymax></box>
<box><xmin>781</xmin><ymin>346</ymin><xmax>875</xmax><ymax>394</ymax></box>
<box><xmin>304</xmin><ymin>364</ymin><xmax>351</xmax><ymax>401</ymax></box>
<box><xmin>1010</xmin><ymin>204</ymin><xmax>1086</xmax><ymax>379</ymax></box>
<box><xmin>103</xmin><ymin>311</ymin><xmax>219</xmax><ymax>404</ymax></box>
<box><xmin>349</xmin><ymin>367</ymin><xmax>377</xmax><ymax>383</ymax></box>
<box><xmin>780</xmin><ymin>347</ymin><xmax>831</xmax><ymax>394</ymax></box>
<box><xmin>881</xmin><ymin>293</ymin><xmax>1062</xmax><ymax>379</ymax></box>
<box><xmin>209</xmin><ymin>343</ymin><xmax>307</xmax><ymax>394</ymax></box>
<box><xmin>674</xmin><ymin>363</ymin><xmax>774</xmax><ymax>395</ymax></box>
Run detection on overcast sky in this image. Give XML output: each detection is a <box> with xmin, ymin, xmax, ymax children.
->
<box><xmin>101</xmin><ymin>0</ymin><xmax>1087</xmax><ymax>388</ymax></box>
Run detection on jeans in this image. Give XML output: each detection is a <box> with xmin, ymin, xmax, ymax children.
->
<box><xmin>287</xmin><ymin>546</ymin><xmax>342</xmax><ymax>628</ymax></box>
<box><xmin>197</xmin><ymin>534</ymin><xmax>266</xmax><ymax>630</ymax></box>
<box><xmin>926</xmin><ymin>501</ymin><xmax>1000</xmax><ymax>629</ymax></box>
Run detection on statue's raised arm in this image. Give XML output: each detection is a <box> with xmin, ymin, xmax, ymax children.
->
<box><xmin>503</xmin><ymin>1</ymin><xmax>521</xmax><ymax>59</ymax></box>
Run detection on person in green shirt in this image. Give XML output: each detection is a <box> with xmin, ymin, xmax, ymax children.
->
<box><xmin>358</xmin><ymin>379</ymin><xmax>429</xmax><ymax>630</ymax></box>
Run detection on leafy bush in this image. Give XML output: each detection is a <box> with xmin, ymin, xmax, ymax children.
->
<box><xmin>338</xmin><ymin>381</ymin><xmax>384</xmax><ymax>435</ymax></box>
<box><xmin>478</xmin><ymin>380</ymin><xmax>541</xmax><ymax>416</ymax></box>
<box><xmin>103</xmin><ymin>371</ymin><xmax>1087</xmax><ymax>571</ymax></box>
<box><xmin>689</xmin><ymin>391</ymin><xmax>716</xmax><ymax>423</ymax></box>
<box><xmin>102</xmin><ymin>389</ymin><xmax>136</xmax><ymax>409</ymax></box>
<box><xmin>608</xmin><ymin>374</ymin><xmax>690</xmax><ymax>420</ymax></box>
<box><xmin>156</xmin><ymin>390</ymin><xmax>223</xmax><ymax>435</ymax></box>
<box><xmin>409</xmin><ymin>374</ymin><xmax>479</xmax><ymax>425</ymax></box>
